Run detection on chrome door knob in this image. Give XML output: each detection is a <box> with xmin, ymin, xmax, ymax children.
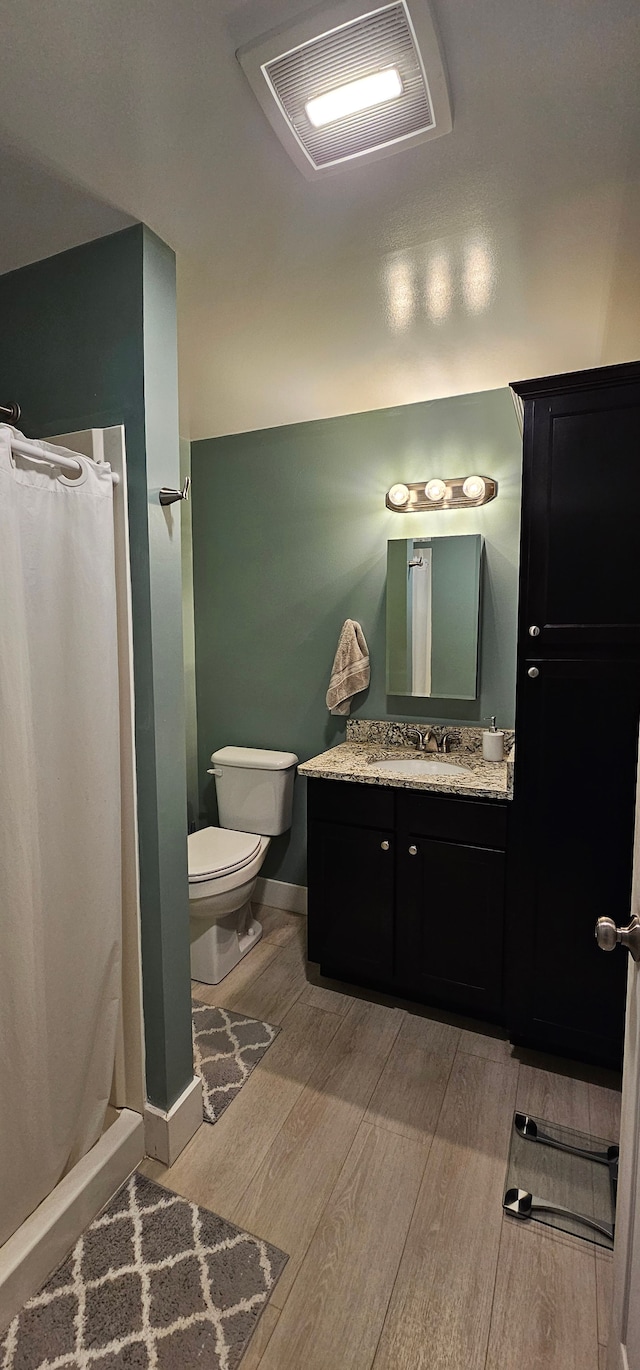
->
<box><xmin>408</xmin><ymin>845</ymin><xmax>418</xmax><ymax>856</ymax></box>
<box><xmin>380</xmin><ymin>840</ymin><xmax>390</xmax><ymax>851</ymax></box>
<box><xmin>596</xmin><ymin>914</ymin><xmax>640</xmax><ymax>962</ymax></box>
<box><xmin>529</xmin><ymin>625</ymin><xmax>541</xmax><ymax>637</ymax></box>
<box><xmin>596</xmin><ymin>918</ymin><xmax>619</xmax><ymax>951</ymax></box>
<box><xmin>527</xmin><ymin>667</ymin><xmax>539</xmax><ymax>678</ymax></box>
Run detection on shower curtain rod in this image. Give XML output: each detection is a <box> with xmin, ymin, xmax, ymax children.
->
<box><xmin>9</xmin><ymin>433</ymin><xmax>119</xmax><ymax>485</ymax></box>
<box><xmin>0</xmin><ymin>401</ymin><xmax>21</xmax><ymax>422</ymax></box>
<box><xmin>2</xmin><ymin>403</ymin><xmax>118</xmax><ymax>484</ymax></box>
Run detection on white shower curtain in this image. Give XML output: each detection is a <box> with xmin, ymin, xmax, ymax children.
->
<box><xmin>0</xmin><ymin>426</ymin><xmax>122</xmax><ymax>1247</ymax></box>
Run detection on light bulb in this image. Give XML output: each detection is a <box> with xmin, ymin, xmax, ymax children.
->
<box><xmin>388</xmin><ymin>483</ymin><xmax>410</xmax><ymax>508</ymax></box>
<box><xmin>305</xmin><ymin>69</ymin><xmax>403</xmax><ymax>129</ymax></box>
<box><xmin>463</xmin><ymin>475</ymin><xmax>486</xmax><ymax>501</ymax></box>
<box><xmin>425</xmin><ymin>479</ymin><xmax>446</xmax><ymax>502</ymax></box>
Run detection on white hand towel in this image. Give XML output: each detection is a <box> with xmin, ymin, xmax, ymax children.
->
<box><xmin>326</xmin><ymin>620</ymin><xmax>370</xmax><ymax>716</ymax></box>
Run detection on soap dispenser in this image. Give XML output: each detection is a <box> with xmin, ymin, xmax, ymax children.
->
<box><xmin>482</xmin><ymin>715</ymin><xmax>505</xmax><ymax>762</ymax></box>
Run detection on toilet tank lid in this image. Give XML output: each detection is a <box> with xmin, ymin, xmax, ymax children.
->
<box><xmin>210</xmin><ymin>745</ymin><xmax>299</xmax><ymax>771</ymax></box>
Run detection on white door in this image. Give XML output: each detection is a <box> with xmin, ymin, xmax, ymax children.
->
<box><xmin>602</xmin><ymin>742</ymin><xmax>640</xmax><ymax>1370</ymax></box>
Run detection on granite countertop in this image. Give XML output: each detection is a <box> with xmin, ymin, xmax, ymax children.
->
<box><xmin>298</xmin><ymin>722</ymin><xmax>514</xmax><ymax>801</ymax></box>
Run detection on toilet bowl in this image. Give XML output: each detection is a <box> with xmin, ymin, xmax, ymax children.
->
<box><xmin>188</xmin><ymin>826</ymin><xmax>270</xmax><ymax>984</ymax></box>
<box><xmin>188</xmin><ymin>745</ymin><xmax>298</xmax><ymax>984</ymax></box>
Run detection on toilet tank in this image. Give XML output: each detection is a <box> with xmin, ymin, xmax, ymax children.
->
<box><xmin>210</xmin><ymin>746</ymin><xmax>299</xmax><ymax>836</ymax></box>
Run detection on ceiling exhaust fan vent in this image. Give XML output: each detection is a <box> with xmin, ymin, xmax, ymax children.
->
<box><xmin>238</xmin><ymin>0</ymin><xmax>452</xmax><ymax>179</ymax></box>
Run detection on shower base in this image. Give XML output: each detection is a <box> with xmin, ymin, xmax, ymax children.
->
<box><xmin>0</xmin><ymin>1107</ymin><xmax>144</xmax><ymax>1333</ymax></box>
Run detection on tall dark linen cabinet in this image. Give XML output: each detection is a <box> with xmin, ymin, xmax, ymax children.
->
<box><xmin>508</xmin><ymin>361</ymin><xmax>640</xmax><ymax>1068</ymax></box>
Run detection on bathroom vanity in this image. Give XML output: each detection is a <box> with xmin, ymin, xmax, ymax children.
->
<box><xmin>301</xmin><ymin>726</ymin><xmax>512</xmax><ymax>1021</ymax></box>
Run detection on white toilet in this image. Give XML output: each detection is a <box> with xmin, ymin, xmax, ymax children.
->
<box><xmin>188</xmin><ymin>745</ymin><xmax>298</xmax><ymax>984</ymax></box>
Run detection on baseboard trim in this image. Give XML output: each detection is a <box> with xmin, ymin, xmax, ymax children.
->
<box><xmin>254</xmin><ymin>877</ymin><xmax>307</xmax><ymax>915</ymax></box>
<box><xmin>0</xmin><ymin>1109</ymin><xmax>144</xmax><ymax>1334</ymax></box>
<box><xmin>144</xmin><ymin>1075</ymin><xmax>203</xmax><ymax>1167</ymax></box>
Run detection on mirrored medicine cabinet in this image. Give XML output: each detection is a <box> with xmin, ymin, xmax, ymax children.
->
<box><xmin>386</xmin><ymin>534</ymin><xmax>483</xmax><ymax>700</ymax></box>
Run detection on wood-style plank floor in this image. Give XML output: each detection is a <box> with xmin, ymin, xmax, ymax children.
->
<box><xmin>142</xmin><ymin>905</ymin><xmax>621</xmax><ymax>1370</ymax></box>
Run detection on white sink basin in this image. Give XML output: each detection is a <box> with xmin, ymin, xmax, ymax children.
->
<box><xmin>373</xmin><ymin>757</ymin><xmax>473</xmax><ymax>778</ymax></box>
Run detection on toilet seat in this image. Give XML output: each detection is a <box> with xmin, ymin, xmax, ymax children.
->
<box><xmin>188</xmin><ymin>826</ymin><xmax>262</xmax><ymax>883</ymax></box>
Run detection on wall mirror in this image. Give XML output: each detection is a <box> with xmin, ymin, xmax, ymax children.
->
<box><xmin>386</xmin><ymin>534</ymin><xmax>483</xmax><ymax>699</ymax></box>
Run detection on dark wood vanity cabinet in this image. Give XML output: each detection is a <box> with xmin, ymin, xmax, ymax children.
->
<box><xmin>509</xmin><ymin>361</ymin><xmax>640</xmax><ymax>1069</ymax></box>
<box><xmin>396</xmin><ymin>840</ymin><xmax>505</xmax><ymax>1019</ymax></box>
<box><xmin>306</xmin><ymin>819</ymin><xmax>395</xmax><ymax>980</ymax></box>
<box><xmin>307</xmin><ymin>779</ymin><xmax>508</xmax><ymax>1021</ymax></box>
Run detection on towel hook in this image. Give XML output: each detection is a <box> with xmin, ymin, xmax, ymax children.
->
<box><xmin>159</xmin><ymin>475</ymin><xmax>191</xmax><ymax>507</ymax></box>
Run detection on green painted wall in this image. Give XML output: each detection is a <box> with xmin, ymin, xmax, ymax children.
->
<box><xmin>192</xmin><ymin>387</ymin><xmax>522</xmax><ymax>887</ymax></box>
<box><xmin>0</xmin><ymin>226</ymin><xmax>193</xmax><ymax>1110</ymax></box>
<box><xmin>138</xmin><ymin>230</ymin><xmax>193</xmax><ymax>1108</ymax></box>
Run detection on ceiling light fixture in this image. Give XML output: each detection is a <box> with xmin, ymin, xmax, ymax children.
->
<box><xmin>306</xmin><ymin>67</ymin><xmax>403</xmax><ymax>128</ymax></box>
<box><xmin>237</xmin><ymin>0</ymin><xmax>452</xmax><ymax>179</ymax></box>
<box><xmin>386</xmin><ymin>477</ymin><xmax>497</xmax><ymax>511</ymax></box>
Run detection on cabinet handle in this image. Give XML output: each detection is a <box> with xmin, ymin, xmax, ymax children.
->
<box><xmin>408</xmin><ymin>845</ymin><xmax>418</xmax><ymax>856</ymax></box>
<box><xmin>527</xmin><ymin>666</ymin><xmax>539</xmax><ymax>679</ymax></box>
<box><xmin>529</xmin><ymin>625</ymin><xmax>540</xmax><ymax>637</ymax></box>
<box><xmin>380</xmin><ymin>840</ymin><xmax>390</xmax><ymax>851</ymax></box>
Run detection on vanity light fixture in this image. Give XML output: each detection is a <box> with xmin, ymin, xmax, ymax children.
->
<box><xmin>385</xmin><ymin>476</ymin><xmax>497</xmax><ymax>511</ymax></box>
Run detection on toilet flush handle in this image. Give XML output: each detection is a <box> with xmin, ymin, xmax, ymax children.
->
<box><xmin>207</xmin><ymin>767</ymin><xmax>223</xmax><ymax>777</ymax></box>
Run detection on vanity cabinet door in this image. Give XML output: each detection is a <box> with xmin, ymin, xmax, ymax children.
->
<box><xmin>396</xmin><ymin>837</ymin><xmax>505</xmax><ymax>1019</ymax></box>
<box><xmin>307</xmin><ymin>820</ymin><xmax>395</xmax><ymax>980</ymax></box>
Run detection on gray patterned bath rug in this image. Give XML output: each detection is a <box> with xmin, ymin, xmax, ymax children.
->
<box><xmin>1</xmin><ymin>1170</ymin><xmax>287</xmax><ymax>1369</ymax></box>
<box><xmin>192</xmin><ymin>998</ymin><xmax>280</xmax><ymax>1125</ymax></box>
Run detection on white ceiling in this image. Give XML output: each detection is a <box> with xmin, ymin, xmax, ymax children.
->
<box><xmin>0</xmin><ymin>0</ymin><xmax>639</xmax><ymax>438</ymax></box>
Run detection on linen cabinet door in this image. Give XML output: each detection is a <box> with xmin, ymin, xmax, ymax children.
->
<box><xmin>515</xmin><ymin>371</ymin><xmax>640</xmax><ymax>652</ymax></box>
<box><xmin>507</xmin><ymin>657</ymin><xmax>640</xmax><ymax>1066</ymax></box>
<box><xmin>307</xmin><ymin>820</ymin><xmax>395</xmax><ymax>983</ymax></box>
<box><xmin>395</xmin><ymin>836</ymin><xmax>505</xmax><ymax>1020</ymax></box>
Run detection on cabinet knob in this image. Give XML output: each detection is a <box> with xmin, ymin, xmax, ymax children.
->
<box><xmin>408</xmin><ymin>845</ymin><xmax>418</xmax><ymax>856</ymax></box>
<box><xmin>527</xmin><ymin>666</ymin><xmax>539</xmax><ymax>679</ymax></box>
<box><xmin>380</xmin><ymin>840</ymin><xmax>390</xmax><ymax>851</ymax></box>
<box><xmin>529</xmin><ymin>625</ymin><xmax>540</xmax><ymax>637</ymax></box>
